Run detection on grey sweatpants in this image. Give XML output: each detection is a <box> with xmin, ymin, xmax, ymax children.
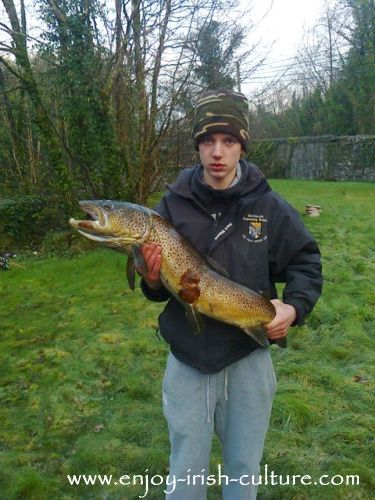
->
<box><xmin>162</xmin><ymin>348</ymin><xmax>277</xmax><ymax>500</ymax></box>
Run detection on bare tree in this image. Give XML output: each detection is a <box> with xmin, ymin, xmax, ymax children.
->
<box><xmin>0</xmin><ymin>0</ymin><xmax>264</xmax><ymax>203</ymax></box>
<box><xmin>106</xmin><ymin>0</ymin><xmax>248</xmax><ymax>201</ymax></box>
<box><xmin>294</xmin><ymin>0</ymin><xmax>350</xmax><ymax>94</ymax></box>
<box><xmin>1</xmin><ymin>0</ymin><xmax>74</xmax><ymax>197</ymax></box>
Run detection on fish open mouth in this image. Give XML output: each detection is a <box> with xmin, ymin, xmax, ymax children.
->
<box><xmin>80</xmin><ymin>203</ymin><xmax>107</xmax><ymax>225</ymax></box>
<box><xmin>69</xmin><ymin>203</ymin><xmax>107</xmax><ymax>232</ymax></box>
<box><xmin>69</xmin><ymin>200</ymin><xmax>142</xmax><ymax>247</ymax></box>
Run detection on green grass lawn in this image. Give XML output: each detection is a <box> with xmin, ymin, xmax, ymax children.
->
<box><xmin>0</xmin><ymin>180</ymin><xmax>374</xmax><ymax>499</ymax></box>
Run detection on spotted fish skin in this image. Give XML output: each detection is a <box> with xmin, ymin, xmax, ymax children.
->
<box><xmin>147</xmin><ymin>216</ymin><xmax>275</xmax><ymax>329</ymax></box>
<box><xmin>69</xmin><ymin>200</ymin><xmax>276</xmax><ymax>343</ymax></box>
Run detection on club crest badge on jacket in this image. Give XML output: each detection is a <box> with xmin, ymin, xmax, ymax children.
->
<box><xmin>242</xmin><ymin>214</ymin><xmax>268</xmax><ymax>243</ymax></box>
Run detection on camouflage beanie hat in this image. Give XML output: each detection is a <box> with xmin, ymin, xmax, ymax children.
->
<box><xmin>192</xmin><ymin>88</ymin><xmax>250</xmax><ymax>152</ymax></box>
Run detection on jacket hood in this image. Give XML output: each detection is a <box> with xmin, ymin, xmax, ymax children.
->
<box><xmin>166</xmin><ymin>160</ymin><xmax>272</xmax><ymax>205</ymax></box>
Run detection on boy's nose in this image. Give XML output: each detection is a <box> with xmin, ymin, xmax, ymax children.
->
<box><xmin>212</xmin><ymin>141</ymin><xmax>223</xmax><ymax>158</ymax></box>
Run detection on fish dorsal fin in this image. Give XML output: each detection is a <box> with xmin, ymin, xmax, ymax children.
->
<box><xmin>205</xmin><ymin>255</ymin><xmax>230</xmax><ymax>278</ymax></box>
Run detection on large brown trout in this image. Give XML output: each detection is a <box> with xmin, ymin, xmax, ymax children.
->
<box><xmin>69</xmin><ymin>200</ymin><xmax>285</xmax><ymax>348</ymax></box>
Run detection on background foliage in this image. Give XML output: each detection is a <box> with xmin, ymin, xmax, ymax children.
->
<box><xmin>0</xmin><ymin>0</ymin><xmax>374</xmax><ymax>249</ymax></box>
<box><xmin>251</xmin><ymin>0</ymin><xmax>375</xmax><ymax>139</ymax></box>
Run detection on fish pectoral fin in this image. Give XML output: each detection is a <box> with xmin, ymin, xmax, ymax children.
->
<box><xmin>243</xmin><ymin>326</ymin><xmax>270</xmax><ymax>348</ymax></box>
<box><xmin>205</xmin><ymin>255</ymin><xmax>230</xmax><ymax>278</ymax></box>
<box><xmin>185</xmin><ymin>305</ymin><xmax>204</xmax><ymax>335</ymax></box>
<box><xmin>126</xmin><ymin>256</ymin><xmax>136</xmax><ymax>291</ymax></box>
<box><xmin>132</xmin><ymin>245</ymin><xmax>148</xmax><ymax>276</ymax></box>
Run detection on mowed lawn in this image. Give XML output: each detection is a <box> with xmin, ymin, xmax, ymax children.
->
<box><xmin>0</xmin><ymin>180</ymin><xmax>374</xmax><ymax>499</ymax></box>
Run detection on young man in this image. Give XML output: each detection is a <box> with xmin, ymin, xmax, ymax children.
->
<box><xmin>138</xmin><ymin>89</ymin><xmax>322</xmax><ymax>499</ymax></box>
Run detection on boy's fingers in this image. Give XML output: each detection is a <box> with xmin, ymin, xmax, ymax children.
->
<box><xmin>149</xmin><ymin>254</ymin><xmax>162</xmax><ymax>280</ymax></box>
<box><xmin>141</xmin><ymin>244</ymin><xmax>160</xmax><ymax>264</ymax></box>
<box><xmin>139</xmin><ymin>244</ymin><xmax>162</xmax><ymax>280</ymax></box>
<box><xmin>148</xmin><ymin>250</ymin><xmax>160</xmax><ymax>272</ymax></box>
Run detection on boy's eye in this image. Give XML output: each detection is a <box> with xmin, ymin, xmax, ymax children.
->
<box><xmin>225</xmin><ymin>137</ymin><xmax>238</xmax><ymax>145</ymax></box>
<box><xmin>199</xmin><ymin>135</ymin><xmax>239</xmax><ymax>146</ymax></box>
<box><xmin>201</xmin><ymin>136</ymin><xmax>213</xmax><ymax>144</ymax></box>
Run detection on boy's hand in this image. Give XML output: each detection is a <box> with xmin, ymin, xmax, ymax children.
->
<box><xmin>138</xmin><ymin>243</ymin><xmax>162</xmax><ymax>290</ymax></box>
<box><xmin>265</xmin><ymin>299</ymin><xmax>297</xmax><ymax>341</ymax></box>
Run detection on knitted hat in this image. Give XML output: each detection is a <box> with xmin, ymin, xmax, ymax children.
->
<box><xmin>192</xmin><ymin>88</ymin><xmax>250</xmax><ymax>152</ymax></box>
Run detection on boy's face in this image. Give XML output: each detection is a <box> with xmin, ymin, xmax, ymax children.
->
<box><xmin>198</xmin><ymin>133</ymin><xmax>243</xmax><ymax>189</ymax></box>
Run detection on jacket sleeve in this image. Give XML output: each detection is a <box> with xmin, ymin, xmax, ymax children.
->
<box><xmin>140</xmin><ymin>278</ymin><xmax>171</xmax><ymax>302</ymax></box>
<box><xmin>268</xmin><ymin>196</ymin><xmax>323</xmax><ymax>326</ymax></box>
<box><xmin>139</xmin><ymin>194</ymin><xmax>172</xmax><ymax>303</ymax></box>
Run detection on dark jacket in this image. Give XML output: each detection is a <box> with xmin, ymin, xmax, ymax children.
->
<box><xmin>141</xmin><ymin>160</ymin><xmax>322</xmax><ymax>373</ymax></box>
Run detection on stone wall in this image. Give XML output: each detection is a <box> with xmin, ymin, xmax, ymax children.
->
<box><xmin>249</xmin><ymin>136</ymin><xmax>375</xmax><ymax>181</ymax></box>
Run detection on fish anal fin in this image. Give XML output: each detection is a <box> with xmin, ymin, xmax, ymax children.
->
<box><xmin>243</xmin><ymin>326</ymin><xmax>270</xmax><ymax>348</ymax></box>
<box><xmin>185</xmin><ymin>305</ymin><xmax>204</xmax><ymax>335</ymax></box>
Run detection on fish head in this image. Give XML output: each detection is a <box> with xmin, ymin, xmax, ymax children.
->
<box><xmin>69</xmin><ymin>200</ymin><xmax>152</xmax><ymax>250</ymax></box>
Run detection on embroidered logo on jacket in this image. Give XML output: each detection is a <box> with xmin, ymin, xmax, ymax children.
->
<box><xmin>242</xmin><ymin>214</ymin><xmax>267</xmax><ymax>243</ymax></box>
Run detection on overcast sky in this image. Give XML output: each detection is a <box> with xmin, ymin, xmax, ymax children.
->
<box><xmin>251</xmin><ymin>0</ymin><xmax>327</xmax><ymax>59</ymax></box>
<box><xmin>0</xmin><ymin>0</ymin><xmax>331</xmax><ymax>96</ymax></box>
<box><xmin>240</xmin><ymin>0</ymin><xmax>330</xmax><ymax>94</ymax></box>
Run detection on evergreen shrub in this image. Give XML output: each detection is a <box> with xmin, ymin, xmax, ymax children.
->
<box><xmin>0</xmin><ymin>195</ymin><xmax>69</xmax><ymax>250</ymax></box>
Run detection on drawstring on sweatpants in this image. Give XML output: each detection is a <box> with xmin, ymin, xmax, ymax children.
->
<box><xmin>206</xmin><ymin>369</ymin><xmax>229</xmax><ymax>423</ymax></box>
<box><xmin>224</xmin><ymin>368</ymin><xmax>228</xmax><ymax>401</ymax></box>
<box><xmin>206</xmin><ymin>375</ymin><xmax>211</xmax><ymax>424</ymax></box>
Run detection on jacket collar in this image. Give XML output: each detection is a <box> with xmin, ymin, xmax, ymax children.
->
<box><xmin>166</xmin><ymin>160</ymin><xmax>272</xmax><ymax>206</ymax></box>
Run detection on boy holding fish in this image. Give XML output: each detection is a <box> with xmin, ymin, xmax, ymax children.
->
<box><xmin>139</xmin><ymin>89</ymin><xmax>323</xmax><ymax>499</ymax></box>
